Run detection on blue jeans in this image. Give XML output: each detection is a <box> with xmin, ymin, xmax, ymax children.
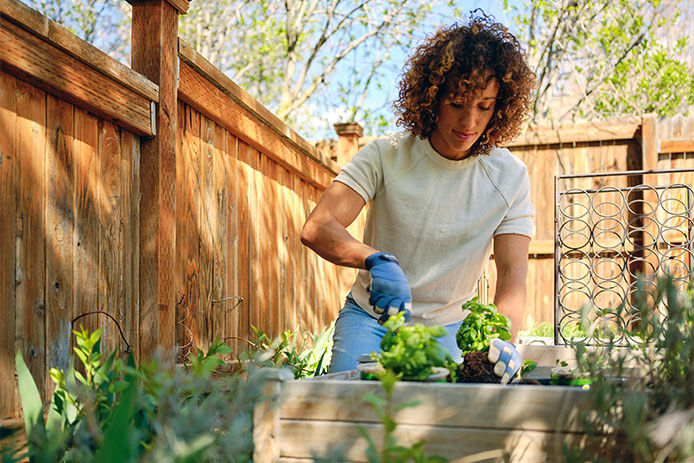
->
<box><xmin>329</xmin><ymin>295</ymin><xmax>464</xmax><ymax>372</ymax></box>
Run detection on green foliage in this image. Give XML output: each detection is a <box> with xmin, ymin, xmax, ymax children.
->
<box><xmin>377</xmin><ymin>312</ymin><xmax>454</xmax><ymax>381</ymax></box>
<box><xmin>520</xmin><ymin>360</ymin><xmax>538</xmax><ymax>379</ymax></box>
<box><xmin>357</xmin><ymin>371</ymin><xmax>447</xmax><ymax>463</ymax></box>
<box><xmin>238</xmin><ymin>322</ymin><xmax>333</xmax><ymax>378</ymax></box>
<box><xmin>455</xmin><ymin>298</ymin><xmax>512</xmax><ymax>356</ymax></box>
<box><xmin>567</xmin><ymin>275</ymin><xmax>694</xmax><ymax>462</ymax></box>
<box><xmin>5</xmin><ymin>329</ymin><xmax>268</xmax><ymax>463</ymax></box>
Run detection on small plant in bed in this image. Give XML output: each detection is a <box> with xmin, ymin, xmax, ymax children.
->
<box><xmin>374</xmin><ymin>312</ymin><xmax>455</xmax><ymax>381</ymax></box>
<box><xmin>456</xmin><ymin>297</ymin><xmax>513</xmax><ymax>383</ymax></box>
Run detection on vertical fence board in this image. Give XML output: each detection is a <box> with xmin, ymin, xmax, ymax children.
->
<box><xmin>223</xmin><ymin>132</ymin><xmax>239</xmax><ymax>353</ymax></box>
<box><xmin>0</xmin><ymin>72</ymin><xmax>18</xmax><ymax>417</ymax></box>
<box><xmin>174</xmin><ymin>100</ymin><xmax>187</xmax><ymax>357</ymax></box>
<box><xmin>200</xmin><ymin>116</ymin><xmax>215</xmax><ymax>348</ymax></box>
<box><xmin>97</xmin><ymin>121</ymin><xmax>122</xmax><ymax>355</ymax></box>
<box><xmin>72</xmin><ymin>108</ymin><xmax>99</xmax><ymax>340</ymax></box>
<box><xmin>236</xmin><ymin>140</ymin><xmax>251</xmax><ymax>347</ymax></box>
<box><xmin>120</xmin><ymin>131</ymin><xmax>139</xmax><ymax>357</ymax></box>
<box><xmin>15</xmin><ymin>80</ymin><xmax>46</xmax><ymax>400</ymax></box>
<box><xmin>212</xmin><ymin>122</ymin><xmax>226</xmax><ymax>344</ymax></box>
<box><xmin>45</xmin><ymin>94</ymin><xmax>74</xmax><ymax>395</ymax></box>
<box><xmin>183</xmin><ymin>106</ymin><xmax>202</xmax><ymax>349</ymax></box>
<box><xmin>265</xmin><ymin>157</ymin><xmax>279</xmax><ymax>337</ymax></box>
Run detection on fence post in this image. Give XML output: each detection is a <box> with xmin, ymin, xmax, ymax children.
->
<box><xmin>130</xmin><ymin>0</ymin><xmax>188</xmax><ymax>358</ymax></box>
<box><xmin>333</xmin><ymin>122</ymin><xmax>363</xmax><ymax>167</ymax></box>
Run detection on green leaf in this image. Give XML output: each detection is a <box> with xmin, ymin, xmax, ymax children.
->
<box><xmin>15</xmin><ymin>351</ymin><xmax>44</xmax><ymax>438</ymax></box>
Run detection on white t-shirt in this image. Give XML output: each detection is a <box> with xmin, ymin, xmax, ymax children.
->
<box><xmin>334</xmin><ymin>131</ymin><xmax>535</xmax><ymax>326</ymax></box>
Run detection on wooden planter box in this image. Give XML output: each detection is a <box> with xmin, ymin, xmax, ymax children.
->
<box><xmin>253</xmin><ymin>345</ymin><xmax>593</xmax><ymax>463</ymax></box>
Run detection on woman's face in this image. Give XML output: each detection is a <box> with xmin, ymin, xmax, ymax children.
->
<box><xmin>429</xmin><ymin>77</ymin><xmax>499</xmax><ymax>160</ymax></box>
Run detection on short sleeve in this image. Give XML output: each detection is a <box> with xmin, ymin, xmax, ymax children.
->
<box><xmin>494</xmin><ymin>166</ymin><xmax>535</xmax><ymax>238</ymax></box>
<box><xmin>333</xmin><ymin>140</ymin><xmax>383</xmax><ymax>203</ymax></box>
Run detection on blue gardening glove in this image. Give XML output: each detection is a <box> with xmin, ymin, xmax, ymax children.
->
<box><xmin>364</xmin><ymin>252</ymin><xmax>412</xmax><ymax>325</ymax></box>
<box><xmin>488</xmin><ymin>338</ymin><xmax>521</xmax><ymax>385</ymax></box>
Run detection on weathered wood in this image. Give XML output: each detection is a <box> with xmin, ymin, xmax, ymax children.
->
<box><xmin>212</xmin><ymin>122</ymin><xmax>227</xmax><ymax>344</ymax></box>
<box><xmin>253</xmin><ymin>369</ymin><xmax>294</xmax><ymax>463</ymax></box>
<box><xmin>236</xmin><ymin>141</ymin><xmax>251</xmax><ymax>346</ymax></box>
<box><xmin>97</xmin><ymin>121</ymin><xmax>122</xmax><ymax>355</ymax></box>
<box><xmin>72</xmin><ymin>108</ymin><xmax>100</xmax><ymax>342</ymax></box>
<box><xmin>177</xmin><ymin>61</ymin><xmax>336</xmax><ymax>189</ymax></box>
<box><xmin>279</xmin><ymin>380</ymin><xmax>587</xmax><ymax>432</ymax></box>
<box><xmin>279</xmin><ymin>420</ymin><xmax>578</xmax><ymax>462</ymax></box>
<box><xmin>121</xmin><ymin>130</ymin><xmax>140</xmax><ymax>359</ymax></box>
<box><xmin>177</xmin><ymin>40</ymin><xmax>337</xmax><ymax>174</ymax></box>
<box><xmin>0</xmin><ymin>0</ymin><xmax>159</xmax><ymax>102</ymax></box>
<box><xmin>199</xmin><ymin>115</ymin><xmax>215</xmax><ymax>347</ymax></box>
<box><xmin>15</xmin><ymin>79</ymin><xmax>47</xmax><ymax>402</ymax></box>
<box><xmin>0</xmin><ymin>71</ymin><xmax>18</xmax><ymax>418</ymax></box>
<box><xmin>132</xmin><ymin>0</ymin><xmax>178</xmax><ymax>358</ymax></box>
<box><xmin>223</xmin><ymin>133</ymin><xmax>239</xmax><ymax>353</ymax></box>
<box><xmin>659</xmin><ymin>139</ymin><xmax>694</xmax><ymax>154</ymax></box>
<box><xmin>0</xmin><ymin>21</ymin><xmax>154</xmax><ymax>137</ymax></box>
<box><xmin>126</xmin><ymin>0</ymin><xmax>190</xmax><ymax>14</ymax></box>
<box><xmin>45</xmin><ymin>94</ymin><xmax>74</xmax><ymax>395</ymax></box>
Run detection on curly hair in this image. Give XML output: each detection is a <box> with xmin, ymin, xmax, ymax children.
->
<box><xmin>394</xmin><ymin>12</ymin><xmax>536</xmax><ymax>157</ymax></box>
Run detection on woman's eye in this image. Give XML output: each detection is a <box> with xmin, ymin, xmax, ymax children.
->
<box><xmin>479</xmin><ymin>106</ymin><xmax>492</xmax><ymax>111</ymax></box>
<box><xmin>450</xmin><ymin>102</ymin><xmax>463</xmax><ymax>109</ymax></box>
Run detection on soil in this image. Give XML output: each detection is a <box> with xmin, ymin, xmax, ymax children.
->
<box><xmin>458</xmin><ymin>351</ymin><xmax>501</xmax><ymax>384</ymax></box>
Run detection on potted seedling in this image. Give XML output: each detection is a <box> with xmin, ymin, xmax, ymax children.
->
<box><xmin>363</xmin><ymin>312</ymin><xmax>453</xmax><ymax>382</ymax></box>
<box><xmin>456</xmin><ymin>298</ymin><xmax>514</xmax><ymax>383</ymax></box>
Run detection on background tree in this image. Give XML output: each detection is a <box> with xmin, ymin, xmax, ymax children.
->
<box><xmin>505</xmin><ymin>0</ymin><xmax>694</xmax><ymax>124</ymax></box>
<box><xmin>23</xmin><ymin>0</ymin><xmax>694</xmax><ymax>138</ymax></box>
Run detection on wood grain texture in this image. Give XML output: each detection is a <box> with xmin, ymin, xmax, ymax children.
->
<box><xmin>199</xmin><ymin>115</ymin><xmax>215</xmax><ymax>348</ymax></box>
<box><xmin>72</xmin><ymin>108</ymin><xmax>99</xmax><ymax>342</ymax></box>
<box><xmin>0</xmin><ymin>21</ymin><xmax>154</xmax><ymax>136</ymax></box>
<box><xmin>132</xmin><ymin>0</ymin><xmax>178</xmax><ymax>358</ymax></box>
<box><xmin>212</xmin><ymin>122</ymin><xmax>227</xmax><ymax>345</ymax></box>
<box><xmin>236</xmin><ymin>141</ymin><xmax>251</xmax><ymax>349</ymax></box>
<box><xmin>177</xmin><ymin>61</ymin><xmax>336</xmax><ymax>189</ymax></box>
<box><xmin>45</xmin><ymin>94</ymin><xmax>74</xmax><ymax>395</ymax></box>
<box><xmin>0</xmin><ymin>0</ymin><xmax>158</xmax><ymax>102</ymax></box>
<box><xmin>0</xmin><ymin>71</ymin><xmax>18</xmax><ymax>418</ymax></box>
<box><xmin>97</xmin><ymin>121</ymin><xmax>122</xmax><ymax>355</ymax></box>
<box><xmin>121</xmin><ymin>131</ymin><xmax>140</xmax><ymax>358</ymax></box>
<box><xmin>223</xmin><ymin>133</ymin><xmax>240</xmax><ymax>353</ymax></box>
<box><xmin>15</xmin><ymin>79</ymin><xmax>47</xmax><ymax>402</ymax></box>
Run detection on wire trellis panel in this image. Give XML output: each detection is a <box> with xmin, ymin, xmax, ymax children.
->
<box><xmin>553</xmin><ymin>168</ymin><xmax>694</xmax><ymax>345</ymax></box>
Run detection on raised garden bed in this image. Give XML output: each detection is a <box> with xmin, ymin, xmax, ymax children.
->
<box><xmin>253</xmin><ymin>345</ymin><xmax>592</xmax><ymax>462</ymax></box>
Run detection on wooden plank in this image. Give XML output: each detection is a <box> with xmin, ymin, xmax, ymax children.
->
<box><xmin>97</xmin><ymin>121</ymin><xmax>122</xmax><ymax>355</ymax></box>
<box><xmin>177</xmin><ymin>40</ymin><xmax>337</xmax><ymax>172</ymax></box>
<box><xmin>177</xmin><ymin>61</ymin><xmax>337</xmax><ymax>189</ymax></box>
<box><xmin>132</xmin><ymin>0</ymin><xmax>178</xmax><ymax>358</ymax></box>
<box><xmin>264</xmin><ymin>156</ymin><xmax>279</xmax><ymax>337</ymax></box>
<box><xmin>279</xmin><ymin>380</ymin><xmax>588</xmax><ymax>432</ymax></box>
<box><xmin>660</xmin><ymin>139</ymin><xmax>694</xmax><ymax>154</ymax></box>
<box><xmin>212</xmin><ymin>123</ymin><xmax>227</xmax><ymax>345</ymax></box>
<box><xmin>182</xmin><ymin>105</ymin><xmax>202</xmax><ymax>350</ymax></box>
<box><xmin>0</xmin><ymin>0</ymin><xmax>159</xmax><ymax>102</ymax></box>
<box><xmin>44</xmin><ymin>94</ymin><xmax>74</xmax><ymax>395</ymax></box>
<box><xmin>72</xmin><ymin>108</ymin><xmax>99</xmax><ymax>341</ymax></box>
<box><xmin>236</xmin><ymin>141</ymin><xmax>251</xmax><ymax>349</ymax></box>
<box><xmin>0</xmin><ymin>71</ymin><xmax>18</xmax><ymax>418</ymax></box>
<box><xmin>222</xmin><ymin>131</ymin><xmax>239</xmax><ymax>353</ymax></box>
<box><xmin>15</xmin><ymin>79</ymin><xmax>47</xmax><ymax>402</ymax></box>
<box><xmin>505</xmin><ymin>119</ymin><xmax>640</xmax><ymax>147</ymax></box>
<box><xmin>126</xmin><ymin>0</ymin><xmax>190</xmax><ymax>14</ymax></box>
<box><xmin>174</xmin><ymin>100</ymin><xmax>187</xmax><ymax>359</ymax></box>
<box><xmin>0</xmin><ymin>21</ymin><xmax>154</xmax><ymax>137</ymax></box>
<box><xmin>279</xmin><ymin>420</ymin><xmax>578</xmax><ymax>462</ymax></box>
<box><xmin>120</xmin><ymin>130</ymin><xmax>140</xmax><ymax>358</ymax></box>
<box><xmin>199</xmin><ymin>115</ymin><xmax>215</xmax><ymax>348</ymax></box>
<box><xmin>248</xmin><ymin>148</ymin><xmax>264</xmax><ymax>333</ymax></box>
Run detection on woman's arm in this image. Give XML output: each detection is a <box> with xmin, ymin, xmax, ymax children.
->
<box><xmin>492</xmin><ymin>233</ymin><xmax>530</xmax><ymax>340</ymax></box>
<box><xmin>300</xmin><ymin>181</ymin><xmax>377</xmax><ymax>269</ymax></box>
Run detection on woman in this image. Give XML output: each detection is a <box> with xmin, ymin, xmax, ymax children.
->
<box><xmin>301</xmin><ymin>12</ymin><xmax>536</xmax><ymax>382</ymax></box>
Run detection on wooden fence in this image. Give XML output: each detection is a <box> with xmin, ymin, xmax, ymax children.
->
<box><xmin>0</xmin><ymin>0</ymin><xmax>361</xmax><ymax>420</ymax></box>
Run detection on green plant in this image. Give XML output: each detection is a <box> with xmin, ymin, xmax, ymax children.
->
<box><xmin>5</xmin><ymin>328</ymin><xmax>268</xmax><ymax>463</ymax></box>
<box><xmin>567</xmin><ymin>275</ymin><xmax>694</xmax><ymax>462</ymax></box>
<box><xmin>358</xmin><ymin>371</ymin><xmax>447</xmax><ymax>463</ymax></box>
<box><xmin>519</xmin><ymin>360</ymin><xmax>537</xmax><ymax>379</ymax></box>
<box><xmin>377</xmin><ymin>312</ymin><xmax>454</xmax><ymax>381</ymax></box>
<box><xmin>237</xmin><ymin>323</ymin><xmax>333</xmax><ymax>378</ymax></box>
<box><xmin>456</xmin><ymin>298</ymin><xmax>511</xmax><ymax>355</ymax></box>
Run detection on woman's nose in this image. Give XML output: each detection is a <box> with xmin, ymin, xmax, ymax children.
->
<box><xmin>458</xmin><ymin>108</ymin><xmax>477</xmax><ymax>129</ymax></box>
